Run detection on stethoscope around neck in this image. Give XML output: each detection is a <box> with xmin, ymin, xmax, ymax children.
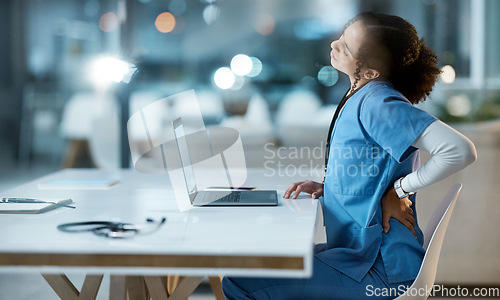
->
<box><xmin>322</xmin><ymin>87</ymin><xmax>361</xmax><ymax>185</ymax></box>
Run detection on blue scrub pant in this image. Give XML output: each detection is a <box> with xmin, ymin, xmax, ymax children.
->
<box><xmin>222</xmin><ymin>252</ymin><xmax>414</xmax><ymax>300</ymax></box>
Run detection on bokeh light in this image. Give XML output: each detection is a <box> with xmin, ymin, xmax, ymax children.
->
<box><xmin>317</xmin><ymin>66</ymin><xmax>339</xmax><ymax>87</ymax></box>
<box><xmin>440</xmin><ymin>65</ymin><xmax>456</xmax><ymax>84</ymax></box>
<box><xmin>214</xmin><ymin>67</ymin><xmax>235</xmax><ymax>90</ymax></box>
<box><xmin>231</xmin><ymin>54</ymin><xmax>253</xmax><ymax>76</ymax></box>
<box><xmin>203</xmin><ymin>5</ymin><xmax>220</xmax><ymax>25</ymax></box>
<box><xmin>89</xmin><ymin>57</ymin><xmax>129</xmax><ymax>84</ymax></box>
<box><xmin>155</xmin><ymin>12</ymin><xmax>176</xmax><ymax>33</ymax></box>
<box><xmin>99</xmin><ymin>12</ymin><xmax>119</xmax><ymax>32</ymax></box>
<box><xmin>447</xmin><ymin>94</ymin><xmax>471</xmax><ymax>117</ymax></box>
<box><xmin>255</xmin><ymin>13</ymin><xmax>275</xmax><ymax>35</ymax></box>
<box><xmin>247</xmin><ymin>57</ymin><xmax>263</xmax><ymax>77</ymax></box>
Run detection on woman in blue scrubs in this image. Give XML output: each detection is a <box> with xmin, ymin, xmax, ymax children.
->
<box><xmin>222</xmin><ymin>12</ymin><xmax>476</xmax><ymax>299</ymax></box>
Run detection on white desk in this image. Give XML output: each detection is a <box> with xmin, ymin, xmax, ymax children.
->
<box><xmin>0</xmin><ymin>168</ymin><xmax>322</xmax><ymax>299</ymax></box>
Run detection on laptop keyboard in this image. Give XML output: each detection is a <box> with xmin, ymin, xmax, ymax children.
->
<box><xmin>198</xmin><ymin>191</ymin><xmax>240</xmax><ymax>203</ymax></box>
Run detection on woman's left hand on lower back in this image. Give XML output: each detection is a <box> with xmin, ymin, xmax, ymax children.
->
<box><xmin>381</xmin><ymin>188</ymin><xmax>416</xmax><ymax>237</ymax></box>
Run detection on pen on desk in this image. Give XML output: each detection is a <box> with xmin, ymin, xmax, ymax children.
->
<box><xmin>205</xmin><ymin>186</ymin><xmax>257</xmax><ymax>190</ymax></box>
<box><xmin>1</xmin><ymin>198</ymin><xmax>76</xmax><ymax>209</ymax></box>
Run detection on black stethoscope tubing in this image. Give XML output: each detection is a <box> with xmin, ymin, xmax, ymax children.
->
<box><xmin>323</xmin><ymin>88</ymin><xmax>358</xmax><ymax>185</ymax></box>
<box><xmin>57</xmin><ymin>221</ymin><xmax>136</xmax><ymax>232</ymax></box>
<box><xmin>57</xmin><ymin>218</ymin><xmax>166</xmax><ymax>238</ymax></box>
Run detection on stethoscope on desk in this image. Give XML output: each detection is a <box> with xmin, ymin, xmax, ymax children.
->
<box><xmin>57</xmin><ymin>217</ymin><xmax>166</xmax><ymax>239</ymax></box>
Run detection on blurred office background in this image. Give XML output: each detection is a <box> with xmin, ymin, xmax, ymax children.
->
<box><xmin>2</xmin><ymin>0</ymin><xmax>500</xmax><ymax>170</ymax></box>
<box><xmin>0</xmin><ymin>0</ymin><xmax>499</xmax><ymax>294</ymax></box>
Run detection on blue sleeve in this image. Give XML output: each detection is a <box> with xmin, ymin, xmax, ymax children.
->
<box><xmin>359</xmin><ymin>93</ymin><xmax>437</xmax><ymax>162</ymax></box>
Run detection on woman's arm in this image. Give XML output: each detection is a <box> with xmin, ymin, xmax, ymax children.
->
<box><xmin>401</xmin><ymin>120</ymin><xmax>477</xmax><ymax>193</ymax></box>
<box><xmin>382</xmin><ymin>120</ymin><xmax>477</xmax><ymax>234</ymax></box>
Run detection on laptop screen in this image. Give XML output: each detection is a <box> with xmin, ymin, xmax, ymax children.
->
<box><xmin>173</xmin><ymin>118</ymin><xmax>197</xmax><ymax>197</ymax></box>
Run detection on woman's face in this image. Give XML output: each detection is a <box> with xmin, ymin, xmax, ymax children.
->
<box><xmin>330</xmin><ymin>21</ymin><xmax>367</xmax><ymax>81</ymax></box>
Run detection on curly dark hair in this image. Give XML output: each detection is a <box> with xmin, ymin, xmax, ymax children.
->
<box><xmin>346</xmin><ymin>12</ymin><xmax>441</xmax><ymax>104</ymax></box>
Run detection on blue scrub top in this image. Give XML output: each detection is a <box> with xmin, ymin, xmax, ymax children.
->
<box><xmin>316</xmin><ymin>80</ymin><xmax>437</xmax><ymax>284</ymax></box>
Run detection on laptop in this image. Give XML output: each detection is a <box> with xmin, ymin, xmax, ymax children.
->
<box><xmin>172</xmin><ymin>117</ymin><xmax>278</xmax><ymax>206</ymax></box>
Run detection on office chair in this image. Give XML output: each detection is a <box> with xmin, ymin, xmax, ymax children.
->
<box><xmin>395</xmin><ymin>183</ymin><xmax>462</xmax><ymax>300</ymax></box>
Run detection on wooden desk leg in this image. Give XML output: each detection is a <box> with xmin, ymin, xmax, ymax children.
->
<box><xmin>42</xmin><ymin>274</ymin><xmax>104</xmax><ymax>300</ymax></box>
<box><xmin>109</xmin><ymin>275</ymin><xmax>127</xmax><ymax>300</ymax></box>
<box><xmin>144</xmin><ymin>276</ymin><xmax>204</xmax><ymax>300</ymax></box>
<box><xmin>209</xmin><ymin>276</ymin><xmax>225</xmax><ymax>300</ymax></box>
<box><xmin>168</xmin><ymin>276</ymin><xmax>204</xmax><ymax>300</ymax></box>
<box><xmin>42</xmin><ymin>274</ymin><xmax>79</xmax><ymax>300</ymax></box>
<box><xmin>126</xmin><ymin>276</ymin><xmax>148</xmax><ymax>300</ymax></box>
<box><xmin>79</xmin><ymin>275</ymin><xmax>104</xmax><ymax>300</ymax></box>
<box><xmin>167</xmin><ymin>275</ymin><xmax>181</xmax><ymax>296</ymax></box>
<box><xmin>143</xmin><ymin>276</ymin><xmax>168</xmax><ymax>300</ymax></box>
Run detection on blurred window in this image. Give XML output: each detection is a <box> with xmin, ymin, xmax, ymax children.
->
<box><xmin>389</xmin><ymin>0</ymin><xmax>472</xmax><ymax>79</ymax></box>
<box><xmin>486</xmin><ymin>0</ymin><xmax>500</xmax><ymax>80</ymax></box>
<box><xmin>426</xmin><ymin>0</ymin><xmax>471</xmax><ymax>79</ymax></box>
<box><xmin>386</xmin><ymin>0</ymin><xmax>500</xmax><ymax>89</ymax></box>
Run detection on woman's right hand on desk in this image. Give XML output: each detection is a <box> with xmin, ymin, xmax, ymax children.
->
<box><xmin>283</xmin><ymin>180</ymin><xmax>323</xmax><ymax>199</ymax></box>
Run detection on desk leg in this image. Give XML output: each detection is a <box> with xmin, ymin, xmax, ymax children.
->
<box><xmin>42</xmin><ymin>274</ymin><xmax>79</xmax><ymax>300</ymax></box>
<box><xmin>109</xmin><ymin>275</ymin><xmax>127</xmax><ymax>300</ymax></box>
<box><xmin>143</xmin><ymin>276</ymin><xmax>168</xmax><ymax>300</ymax></box>
<box><xmin>168</xmin><ymin>276</ymin><xmax>204</xmax><ymax>300</ymax></box>
<box><xmin>79</xmin><ymin>275</ymin><xmax>104</xmax><ymax>300</ymax></box>
<box><xmin>126</xmin><ymin>276</ymin><xmax>148</xmax><ymax>300</ymax></box>
<box><xmin>42</xmin><ymin>274</ymin><xmax>103</xmax><ymax>300</ymax></box>
<box><xmin>167</xmin><ymin>275</ymin><xmax>180</xmax><ymax>296</ymax></box>
<box><xmin>209</xmin><ymin>276</ymin><xmax>225</xmax><ymax>300</ymax></box>
<box><xmin>144</xmin><ymin>276</ymin><xmax>203</xmax><ymax>300</ymax></box>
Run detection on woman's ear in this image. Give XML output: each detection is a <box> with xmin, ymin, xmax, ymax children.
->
<box><xmin>363</xmin><ymin>69</ymin><xmax>381</xmax><ymax>80</ymax></box>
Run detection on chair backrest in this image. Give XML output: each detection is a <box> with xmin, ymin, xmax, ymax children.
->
<box><xmin>395</xmin><ymin>183</ymin><xmax>462</xmax><ymax>300</ymax></box>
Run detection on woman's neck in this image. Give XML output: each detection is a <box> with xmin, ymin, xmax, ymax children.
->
<box><xmin>348</xmin><ymin>80</ymin><xmax>372</xmax><ymax>96</ymax></box>
<box><xmin>349</xmin><ymin>77</ymin><xmax>371</xmax><ymax>91</ymax></box>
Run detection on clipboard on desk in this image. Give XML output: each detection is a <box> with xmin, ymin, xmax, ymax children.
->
<box><xmin>0</xmin><ymin>198</ymin><xmax>74</xmax><ymax>214</ymax></box>
<box><xmin>38</xmin><ymin>179</ymin><xmax>119</xmax><ymax>190</ymax></box>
